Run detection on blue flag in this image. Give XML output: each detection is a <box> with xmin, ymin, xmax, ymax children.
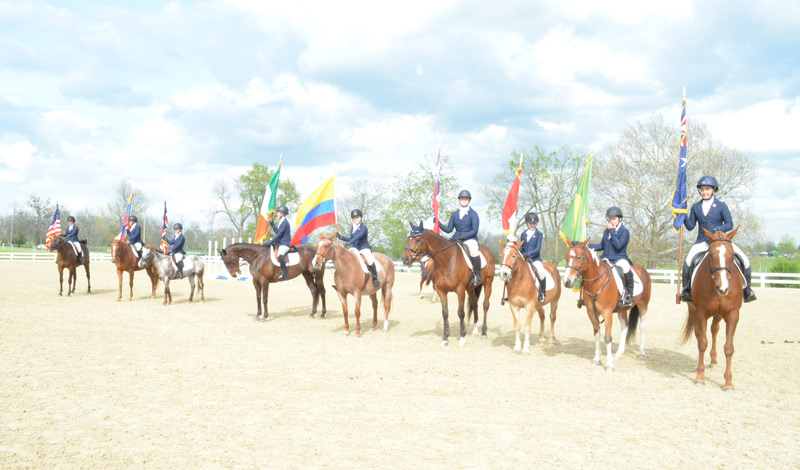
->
<box><xmin>671</xmin><ymin>91</ymin><xmax>688</xmax><ymax>231</ymax></box>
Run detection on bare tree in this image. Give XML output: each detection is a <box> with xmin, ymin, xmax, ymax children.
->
<box><xmin>99</xmin><ymin>181</ymin><xmax>151</xmax><ymax>240</ymax></box>
<box><xmin>211</xmin><ymin>179</ymin><xmax>250</xmax><ymax>239</ymax></box>
<box><xmin>337</xmin><ymin>179</ymin><xmax>390</xmax><ymax>248</ymax></box>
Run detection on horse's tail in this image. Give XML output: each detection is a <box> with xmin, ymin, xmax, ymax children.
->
<box><xmin>474</xmin><ymin>284</ymin><xmax>483</xmax><ymax>300</ymax></box>
<box><xmin>80</xmin><ymin>239</ymin><xmax>88</xmax><ymax>245</ymax></box>
<box><xmin>626</xmin><ymin>305</ymin><xmax>640</xmax><ymax>345</ymax></box>
<box><xmin>679</xmin><ymin>312</ymin><xmax>694</xmax><ymax>346</ymax></box>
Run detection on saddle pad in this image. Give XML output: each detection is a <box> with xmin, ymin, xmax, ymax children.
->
<box><xmin>607</xmin><ymin>262</ymin><xmax>644</xmax><ymax>297</ymax></box>
<box><xmin>270</xmin><ymin>249</ymin><xmax>301</xmax><ymax>267</ymax></box>
<box><xmin>458</xmin><ymin>244</ymin><xmax>487</xmax><ymax>269</ymax></box>
<box><xmin>526</xmin><ymin>263</ymin><xmax>556</xmax><ymax>291</ymax></box>
<box><xmin>348</xmin><ymin>248</ymin><xmax>383</xmax><ymax>273</ymax></box>
<box><xmin>690</xmin><ymin>252</ymin><xmax>745</xmax><ymax>287</ymax></box>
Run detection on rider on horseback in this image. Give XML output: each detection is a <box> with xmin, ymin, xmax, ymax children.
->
<box><xmin>163</xmin><ymin>223</ymin><xmax>186</xmax><ymax>279</ymax></box>
<box><xmin>589</xmin><ymin>206</ymin><xmax>634</xmax><ymax>308</ymax></box>
<box><xmin>337</xmin><ymin>209</ymin><xmax>380</xmax><ymax>287</ymax></box>
<box><xmin>439</xmin><ymin>189</ymin><xmax>481</xmax><ymax>286</ymax></box>
<box><xmin>266</xmin><ymin>205</ymin><xmax>291</xmax><ymax>279</ymax></box>
<box><xmin>64</xmin><ymin>215</ymin><xmax>83</xmax><ymax>265</ymax></box>
<box><xmin>128</xmin><ymin>215</ymin><xmax>144</xmax><ymax>259</ymax></box>
<box><xmin>680</xmin><ymin>175</ymin><xmax>756</xmax><ymax>303</ymax></box>
<box><xmin>518</xmin><ymin>212</ymin><xmax>547</xmax><ymax>302</ymax></box>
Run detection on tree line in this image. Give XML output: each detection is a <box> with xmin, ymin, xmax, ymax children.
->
<box><xmin>2</xmin><ymin>115</ymin><xmax>787</xmax><ymax>266</ymax></box>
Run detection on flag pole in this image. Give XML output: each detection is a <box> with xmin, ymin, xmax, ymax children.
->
<box><xmin>676</xmin><ymin>87</ymin><xmax>687</xmax><ymax>304</ymax></box>
<box><xmin>333</xmin><ymin>161</ymin><xmax>338</xmax><ymax>236</ymax></box>
<box><xmin>266</xmin><ymin>154</ymin><xmax>283</xmax><ymax>241</ymax></box>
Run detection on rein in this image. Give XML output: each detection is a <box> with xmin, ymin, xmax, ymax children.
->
<box><xmin>567</xmin><ymin>244</ymin><xmax>614</xmax><ymax>324</ymax></box>
<box><xmin>404</xmin><ymin>230</ymin><xmax>458</xmax><ymax>261</ymax></box>
<box><xmin>707</xmin><ymin>238</ymin><xmax>733</xmax><ymax>280</ymax></box>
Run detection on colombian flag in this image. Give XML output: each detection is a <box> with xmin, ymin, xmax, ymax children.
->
<box><xmin>291</xmin><ymin>174</ymin><xmax>337</xmax><ymax>245</ymax></box>
<box><xmin>119</xmin><ymin>192</ymin><xmax>133</xmax><ymax>241</ymax></box>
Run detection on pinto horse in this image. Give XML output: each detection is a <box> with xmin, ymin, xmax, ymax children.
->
<box><xmin>49</xmin><ymin>235</ymin><xmax>91</xmax><ymax>296</ymax></box>
<box><xmin>498</xmin><ymin>241</ymin><xmax>562</xmax><ymax>352</ymax></box>
<box><xmin>679</xmin><ymin>227</ymin><xmax>743</xmax><ymax>390</ymax></box>
<box><xmin>314</xmin><ymin>234</ymin><xmax>395</xmax><ymax>336</ymax></box>
<box><xmin>402</xmin><ymin>222</ymin><xmax>495</xmax><ymax>346</ymax></box>
<box><xmin>563</xmin><ymin>238</ymin><xmax>652</xmax><ymax>370</ymax></box>
<box><xmin>138</xmin><ymin>247</ymin><xmax>204</xmax><ymax>305</ymax></box>
<box><xmin>219</xmin><ymin>243</ymin><xmax>326</xmax><ymax>320</ymax></box>
<box><xmin>109</xmin><ymin>238</ymin><xmax>159</xmax><ymax>301</ymax></box>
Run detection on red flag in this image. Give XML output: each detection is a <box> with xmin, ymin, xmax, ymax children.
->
<box><xmin>502</xmin><ymin>166</ymin><xmax>523</xmax><ymax>235</ymax></box>
<box><xmin>432</xmin><ymin>150</ymin><xmax>441</xmax><ymax>234</ymax></box>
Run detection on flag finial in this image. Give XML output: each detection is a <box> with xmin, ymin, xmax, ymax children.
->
<box><xmin>682</xmin><ymin>86</ymin><xmax>686</xmax><ymax>99</ymax></box>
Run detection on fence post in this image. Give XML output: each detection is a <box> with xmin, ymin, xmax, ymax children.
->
<box><xmin>760</xmin><ymin>273</ymin><xmax>767</xmax><ymax>288</ymax></box>
<box><xmin>214</xmin><ymin>240</ymin><xmax>219</xmax><ymax>276</ymax></box>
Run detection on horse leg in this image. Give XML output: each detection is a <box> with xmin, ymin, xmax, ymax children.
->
<box><xmin>85</xmin><ymin>263</ymin><xmax>91</xmax><ymax>293</ymax></box>
<box><xmin>129</xmin><ymin>270</ymin><xmax>135</xmax><ymax>301</ymax></box>
<box><xmin>523</xmin><ymin>302</ymin><xmax>537</xmax><ymax>353</ymax></box>
<box><xmin>468</xmin><ymin>290</ymin><xmax>480</xmax><ymax>337</ymax></box>
<box><xmin>67</xmin><ymin>268</ymin><xmax>75</xmax><ymax>296</ymax></box>
<box><xmin>262</xmin><ymin>282</ymin><xmax>270</xmax><ymax>320</ymax></box>
<box><xmin>419</xmin><ymin>276</ymin><xmax>425</xmax><ymax>299</ymax></box>
<box><xmin>637</xmin><ymin>304</ymin><xmax>648</xmax><ymax>358</ymax></box>
<box><xmin>338</xmin><ymin>291</ymin><xmax>350</xmax><ymax>335</ymax></box>
<box><xmin>354</xmin><ymin>293</ymin><xmax>363</xmax><ymax>337</ymax></box>
<box><xmin>510</xmin><ymin>304</ymin><xmax>522</xmax><ymax>352</ymax></box>
<box><xmin>382</xmin><ymin>284</ymin><xmax>392</xmax><ymax>331</ymax></box>
<box><xmin>457</xmin><ymin>288</ymin><xmax>467</xmax><ymax>346</ymax></box>
<box><xmin>480</xmin><ymin>280</ymin><xmax>491</xmax><ymax>338</ymax></box>
<box><xmin>604</xmin><ymin>311</ymin><xmax>615</xmax><ymax>371</ymax></box>
<box><xmin>303</xmin><ymin>272</ymin><xmax>319</xmax><ymax>317</ymax></box>
<box><xmin>117</xmin><ymin>268</ymin><xmax>124</xmax><ymax>301</ymax></box>
<box><xmin>252</xmin><ymin>279</ymin><xmax>263</xmax><ymax>319</ymax></box>
<box><xmin>723</xmin><ymin>311</ymin><xmax>739</xmax><ymax>390</ymax></box>
<box><xmin>547</xmin><ymin>302</ymin><xmax>558</xmax><ymax>346</ymax></box>
<box><xmin>709</xmin><ymin>315</ymin><xmax>721</xmax><ymax>367</ymax></box>
<box><xmin>188</xmin><ymin>276</ymin><xmax>195</xmax><ymax>303</ymax></box>
<box><xmin>318</xmin><ymin>276</ymin><xmax>327</xmax><ymax>318</ymax></box>
<box><xmin>536</xmin><ymin>304</ymin><xmax>546</xmax><ymax>343</ymax></box>
<box><xmin>163</xmin><ymin>279</ymin><xmax>170</xmax><ymax>305</ymax></box>
<box><xmin>438</xmin><ymin>288</ymin><xmax>450</xmax><ymax>346</ymax></box>
<box><xmin>693</xmin><ymin>313</ymin><xmax>709</xmax><ymax>384</ymax></box>
<box><xmin>615</xmin><ymin>311</ymin><xmax>629</xmax><ymax>359</ymax></box>
<box><xmin>370</xmin><ymin>293</ymin><xmax>378</xmax><ymax>330</ymax></box>
<box><xmin>58</xmin><ymin>266</ymin><xmax>64</xmax><ymax>296</ymax></box>
<box><xmin>198</xmin><ymin>274</ymin><xmax>204</xmax><ymax>302</ymax></box>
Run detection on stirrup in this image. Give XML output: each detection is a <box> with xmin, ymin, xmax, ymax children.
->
<box><xmin>743</xmin><ymin>288</ymin><xmax>757</xmax><ymax>303</ymax></box>
<box><xmin>681</xmin><ymin>290</ymin><xmax>692</xmax><ymax>302</ymax></box>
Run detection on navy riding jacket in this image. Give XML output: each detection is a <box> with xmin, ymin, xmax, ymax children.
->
<box><xmin>588</xmin><ymin>224</ymin><xmax>632</xmax><ymax>264</ymax></box>
<box><xmin>439</xmin><ymin>208</ymin><xmax>479</xmax><ymax>242</ymax></box>
<box><xmin>128</xmin><ymin>223</ymin><xmax>143</xmax><ymax>245</ymax></box>
<box><xmin>340</xmin><ymin>223</ymin><xmax>371</xmax><ymax>250</ymax></box>
<box><xmin>165</xmin><ymin>232</ymin><xmax>186</xmax><ymax>255</ymax></box>
<box><xmin>683</xmin><ymin>197</ymin><xmax>733</xmax><ymax>245</ymax></box>
<box><xmin>266</xmin><ymin>218</ymin><xmax>291</xmax><ymax>247</ymax></box>
<box><xmin>518</xmin><ymin>228</ymin><xmax>543</xmax><ymax>262</ymax></box>
<box><xmin>64</xmin><ymin>224</ymin><xmax>80</xmax><ymax>243</ymax></box>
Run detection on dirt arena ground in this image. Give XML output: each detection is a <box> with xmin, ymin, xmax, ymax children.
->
<box><xmin>1</xmin><ymin>260</ymin><xmax>799</xmax><ymax>469</ymax></box>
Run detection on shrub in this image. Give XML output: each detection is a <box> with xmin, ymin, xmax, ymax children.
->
<box><xmin>769</xmin><ymin>259</ymin><xmax>800</xmax><ymax>288</ymax></box>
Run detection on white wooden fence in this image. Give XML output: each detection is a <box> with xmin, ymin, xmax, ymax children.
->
<box><xmin>3</xmin><ymin>251</ymin><xmax>800</xmax><ymax>288</ymax></box>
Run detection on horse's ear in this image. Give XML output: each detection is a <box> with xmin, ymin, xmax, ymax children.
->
<box><xmin>515</xmin><ymin>241</ymin><xmax>523</xmax><ymax>249</ymax></box>
<box><xmin>727</xmin><ymin>225</ymin><xmax>739</xmax><ymax>240</ymax></box>
<box><xmin>701</xmin><ymin>226</ymin><xmax>714</xmax><ymax>240</ymax></box>
<box><xmin>498</xmin><ymin>239</ymin><xmax>505</xmax><ymax>249</ymax></box>
<box><xmin>579</xmin><ymin>238</ymin><xmax>590</xmax><ymax>247</ymax></box>
<box><xmin>565</xmin><ymin>237</ymin><xmax>572</xmax><ymax>245</ymax></box>
<box><xmin>220</xmin><ymin>248</ymin><xmax>226</xmax><ymax>256</ymax></box>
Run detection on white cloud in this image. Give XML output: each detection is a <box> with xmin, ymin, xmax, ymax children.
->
<box><xmin>701</xmin><ymin>98</ymin><xmax>800</xmax><ymax>153</ymax></box>
<box><xmin>1</xmin><ymin>140</ymin><xmax>37</xmax><ymax>170</ymax></box>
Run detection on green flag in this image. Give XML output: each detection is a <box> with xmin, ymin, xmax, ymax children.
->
<box><xmin>559</xmin><ymin>154</ymin><xmax>594</xmax><ymax>246</ymax></box>
<box><xmin>254</xmin><ymin>158</ymin><xmax>282</xmax><ymax>244</ymax></box>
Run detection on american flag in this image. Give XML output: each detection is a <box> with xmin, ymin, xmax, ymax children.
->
<box><xmin>432</xmin><ymin>149</ymin><xmax>441</xmax><ymax>234</ymax></box>
<box><xmin>45</xmin><ymin>204</ymin><xmax>61</xmax><ymax>251</ymax></box>
<box><xmin>160</xmin><ymin>200</ymin><xmax>169</xmax><ymax>254</ymax></box>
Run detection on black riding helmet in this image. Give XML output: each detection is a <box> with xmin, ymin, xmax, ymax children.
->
<box><xmin>129</xmin><ymin>215</ymin><xmax>138</xmax><ymax>223</ymax></box>
<box><xmin>605</xmin><ymin>206</ymin><xmax>623</xmax><ymax>219</ymax></box>
<box><xmin>457</xmin><ymin>189</ymin><xmax>472</xmax><ymax>200</ymax></box>
<box><xmin>275</xmin><ymin>205</ymin><xmax>289</xmax><ymax>216</ymax></box>
<box><xmin>524</xmin><ymin>212</ymin><xmax>539</xmax><ymax>224</ymax></box>
<box><xmin>173</xmin><ymin>223</ymin><xmax>183</xmax><ymax>230</ymax></box>
<box><xmin>67</xmin><ymin>216</ymin><xmax>75</xmax><ymax>222</ymax></box>
<box><xmin>351</xmin><ymin>209</ymin><xmax>363</xmax><ymax>218</ymax></box>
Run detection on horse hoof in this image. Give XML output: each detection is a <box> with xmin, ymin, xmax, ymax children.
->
<box><xmin>309</xmin><ymin>313</ymin><xmax>316</xmax><ymax>318</ymax></box>
<box><xmin>724</xmin><ymin>385</ymin><xmax>736</xmax><ymax>392</ymax></box>
<box><xmin>343</xmin><ymin>330</ymin><xmax>350</xmax><ymax>336</ymax></box>
<box><xmin>459</xmin><ymin>337</ymin><xmax>466</xmax><ymax>347</ymax></box>
<box><xmin>522</xmin><ymin>348</ymin><xmax>530</xmax><ymax>354</ymax></box>
<box><xmin>695</xmin><ymin>380</ymin><xmax>706</xmax><ymax>386</ymax></box>
<box><xmin>481</xmin><ymin>334</ymin><xmax>488</xmax><ymax>340</ymax></box>
<box><xmin>638</xmin><ymin>354</ymin><xmax>646</xmax><ymax>359</ymax></box>
<box><xmin>356</xmin><ymin>332</ymin><xmax>362</xmax><ymax>337</ymax></box>
<box><xmin>441</xmin><ymin>340</ymin><xmax>448</xmax><ymax>346</ymax></box>
<box><xmin>383</xmin><ymin>320</ymin><xmax>389</xmax><ymax>331</ymax></box>
<box><xmin>593</xmin><ymin>360</ymin><xmax>602</xmax><ymax>367</ymax></box>
<box><xmin>605</xmin><ymin>365</ymin><xmax>615</xmax><ymax>372</ymax></box>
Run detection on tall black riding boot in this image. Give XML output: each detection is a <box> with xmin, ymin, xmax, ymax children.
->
<box><xmin>176</xmin><ymin>260</ymin><xmax>184</xmax><ymax>279</ymax></box>
<box><xmin>743</xmin><ymin>266</ymin><xmax>757</xmax><ymax>302</ymax></box>
<box><xmin>537</xmin><ymin>276</ymin><xmax>547</xmax><ymax>302</ymax></box>
<box><xmin>681</xmin><ymin>263</ymin><xmax>692</xmax><ymax>302</ymax></box>
<box><xmin>77</xmin><ymin>252</ymin><xmax>83</xmax><ymax>265</ymax></box>
<box><xmin>368</xmin><ymin>263</ymin><xmax>381</xmax><ymax>287</ymax></box>
<box><xmin>277</xmin><ymin>254</ymin><xmax>288</xmax><ymax>279</ymax></box>
<box><xmin>470</xmin><ymin>256</ymin><xmax>482</xmax><ymax>286</ymax></box>
<box><xmin>622</xmin><ymin>271</ymin><xmax>634</xmax><ymax>307</ymax></box>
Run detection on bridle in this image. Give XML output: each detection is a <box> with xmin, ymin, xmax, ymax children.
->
<box><xmin>707</xmin><ymin>237</ymin><xmax>733</xmax><ymax>281</ymax></box>
<box><xmin>566</xmin><ymin>243</ymin><xmax>614</xmax><ymax>324</ymax></box>
<box><xmin>403</xmin><ymin>230</ymin><xmax>458</xmax><ymax>264</ymax></box>
<box><xmin>499</xmin><ymin>244</ymin><xmax>521</xmax><ymax>277</ymax></box>
<box><xmin>315</xmin><ymin>239</ymin><xmax>335</xmax><ymax>268</ymax></box>
<box><xmin>111</xmin><ymin>241</ymin><xmax>120</xmax><ymax>263</ymax></box>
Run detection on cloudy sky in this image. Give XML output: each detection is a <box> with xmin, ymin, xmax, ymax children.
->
<box><xmin>1</xmin><ymin>0</ymin><xmax>798</xmax><ymax>240</ymax></box>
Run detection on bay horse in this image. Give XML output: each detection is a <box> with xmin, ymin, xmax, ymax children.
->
<box><xmin>563</xmin><ymin>238</ymin><xmax>652</xmax><ymax>370</ymax></box>
<box><xmin>219</xmin><ymin>243</ymin><xmax>327</xmax><ymax>320</ymax></box>
<box><xmin>679</xmin><ymin>227</ymin><xmax>743</xmax><ymax>390</ymax></box>
<box><xmin>138</xmin><ymin>247</ymin><xmax>204</xmax><ymax>305</ymax></box>
<box><xmin>497</xmin><ymin>241</ymin><xmax>562</xmax><ymax>352</ymax></box>
<box><xmin>49</xmin><ymin>235</ymin><xmax>91</xmax><ymax>296</ymax></box>
<box><xmin>109</xmin><ymin>238</ymin><xmax>159</xmax><ymax>301</ymax></box>
<box><xmin>313</xmin><ymin>233</ymin><xmax>395</xmax><ymax>336</ymax></box>
<box><xmin>402</xmin><ymin>222</ymin><xmax>495</xmax><ymax>346</ymax></box>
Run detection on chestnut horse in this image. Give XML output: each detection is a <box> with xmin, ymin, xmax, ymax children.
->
<box><xmin>109</xmin><ymin>238</ymin><xmax>159</xmax><ymax>301</ymax></box>
<box><xmin>563</xmin><ymin>238</ymin><xmax>652</xmax><ymax>370</ymax></box>
<box><xmin>679</xmin><ymin>227</ymin><xmax>743</xmax><ymax>390</ymax></box>
<box><xmin>497</xmin><ymin>241</ymin><xmax>562</xmax><ymax>352</ymax></box>
<box><xmin>49</xmin><ymin>235</ymin><xmax>91</xmax><ymax>296</ymax></box>
<box><xmin>219</xmin><ymin>243</ymin><xmax>326</xmax><ymax>321</ymax></box>
<box><xmin>313</xmin><ymin>234</ymin><xmax>395</xmax><ymax>336</ymax></box>
<box><xmin>402</xmin><ymin>222</ymin><xmax>495</xmax><ymax>346</ymax></box>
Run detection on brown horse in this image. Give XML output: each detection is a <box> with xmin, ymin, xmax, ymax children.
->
<box><xmin>313</xmin><ymin>234</ymin><xmax>395</xmax><ymax>336</ymax></box>
<box><xmin>497</xmin><ymin>241</ymin><xmax>562</xmax><ymax>352</ymax></box>
<box><xmin>220</xmin><ymin>243</ymin><xmax>327</xmax><ymax>320</ymax></box>
<box><xmin>563</xmin><ymin>238</ymin><xmax>652</xmax><ymax>370</ymax></box>
<box><xmin>109</xmin><ymin>238</ymin><xmax>159</xmax><ymax>301</ymax></box>
<box><xmin>402</xmin><ymin>222</ymin><xmax>495</xmax><ymax>346</ymax></box>
<box><xmin>49</xmin><ymin>235</ymin><xmax>91</xmax><ymax>296</ymax></box>
<box><xmin>679</xmin><ymin>227</ymin><xmax>743</xmax><ymax>390</ymax></box>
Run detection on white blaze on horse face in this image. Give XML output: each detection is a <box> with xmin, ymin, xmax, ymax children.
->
<box><xmin>717</xmin><ymin>244</ymin><xmax>729</xmax><ymax>291</ymax></box>
<box><xmin>498</xmin><ymin>247</ymin><xmax>513</xmax><ymax>279</ymax></box>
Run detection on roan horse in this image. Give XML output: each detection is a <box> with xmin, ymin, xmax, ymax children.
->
<box><xmin>219</xmin><ymin>243</ymin><xmax>326</xmax><ymax>320</ymax></box>
<box><xmin>109</xmin><ymin>238</ymin><xmax>159</xmax><ymax>301</ymax></box>
<box><xmin>138</xmin><ymin>247</ymin><xmax>204</xmax><ymax>305</ymax></box>
<box><xmin>679</xmin><ymin>227</ymin><xmax>743</xmax><ymax>390</ymax></box>
<box><xmin>498</xmin><ymin>241</ymin><xmax>562</xmax><ymax>352</ymax></box>
<box><xmin>402</xmin><ymin>222</ymin><xmax>495</xmax><ymax>346</ymax></box>
<box><xmin>563</xmin><ymin>238</ymin><xmax>652</xmax><ymax>370</ymax></box>
<box><xmin>49</xmin><ymin>235</ymin><xmax>91</xmax><ymax>296</ymax></box>
<box><xmin>314</xmin><ymin>233</ymin><xmax>395</xmax><ymax>336</ymax></box>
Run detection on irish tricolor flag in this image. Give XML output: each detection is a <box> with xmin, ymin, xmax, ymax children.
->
<box><xmin>254</xmin><ymin>157</ymin><xmax>282</xmax><ymax>244</ymax></box>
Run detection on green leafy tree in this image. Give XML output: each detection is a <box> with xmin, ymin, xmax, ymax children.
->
<box><xmin>778</xmin><ymin>234</ymin><xmax>798</xmax><ymax>256</ymax></box>
<box><xmin>337</xmin><ymin>179</ymin><xmax>389</xmax><ymax>250</ymax></box>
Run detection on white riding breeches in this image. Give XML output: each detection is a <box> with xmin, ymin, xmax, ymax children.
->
<box><xmin>132</xmin><ymin>242</ymin><xmax>142</xmax><ymax>251</ymax></box>
<box><xmin>277</xmin><ymin>245</ymin><xmax>290</xmax><ymax>257</ymax></box>
<box><xmin>610</xmin><ymin>259</ymin><xmax>631</xmax><ymax>273</ymax></box>
<box><xmin>173</xmin><ymin>253</ymin><xmax>184</xmax><ymax>263</ymax></box>
<box><xmin>71</xmin><ymin>241</ymin><xmax>82</xmax><ymax>254</ymax></box>
<box><xmin>359</xmin><ymin>248</ymin><xmax>376</xmax><ymax>265</ymax></box>
<box><xmin>463</xmin><ymin>239</ymin><xmax>480</xmax><ymax>257</ymax></box>
<box><xmin>531</xmin><ymin>260</ymin><xmax>546</xmax><ymax>280</ymax></box>
<box><xmin>685</xmin><ymin>241</ymin><xmax>749</xmax><ymax>269</ymax></box>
